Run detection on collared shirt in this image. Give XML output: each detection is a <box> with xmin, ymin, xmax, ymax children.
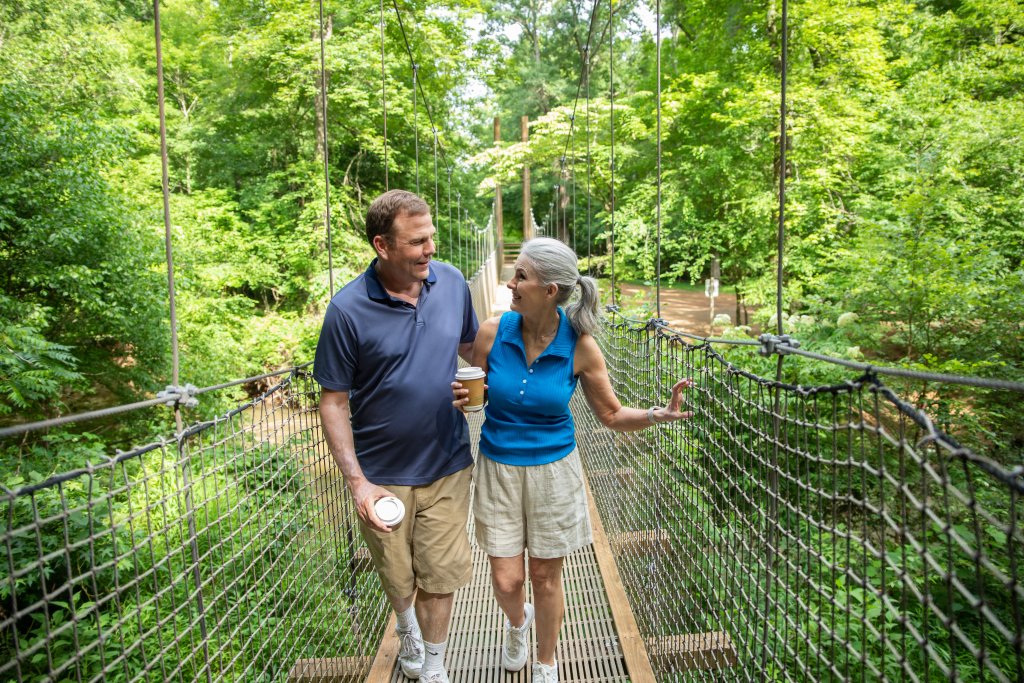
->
<box><xmin>313</xmin><ymin>259</ymin><xmax>478</xmax><ymax>485</ymax></box>
<box><xmin>479</xmin><ymin>308</ymin><xmax>579</xmax><ymax>466</ymax></box>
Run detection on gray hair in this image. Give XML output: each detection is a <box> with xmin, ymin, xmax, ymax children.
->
<box><xmin>519</xmin><ymin>237</ymin><xmax>601</xmax><ymax>336</ymax></box>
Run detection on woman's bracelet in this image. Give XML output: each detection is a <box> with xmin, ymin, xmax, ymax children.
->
<box><xmin>647</xmin><ymin>406</ymin><xmax>663</xmax><ymax>424</ymax></box>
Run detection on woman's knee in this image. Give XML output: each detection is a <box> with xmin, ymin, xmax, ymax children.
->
<box><xmin>528</xmin><ymin>557</ymin><xmax>564</xmax><ymax>590</ymax></box>
<box><xmin>492</xmin><ymin>573</ymin><xmax>525</xmax><ymax>597</ymax></box>
<box><xmin>490</xmin><ymin>557</ymin><xmax>526</xmax><ymax>597</ymax></box>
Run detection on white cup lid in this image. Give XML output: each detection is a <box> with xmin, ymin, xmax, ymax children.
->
<box><xmin>456</xmin><ymin>366</ymin><xmax>486</xmax><ymax>380</ymax></box>
<box><xmin>375</xmin><ymin>496</ymin><xmax>405</xmax><ymax>526</ymax></box>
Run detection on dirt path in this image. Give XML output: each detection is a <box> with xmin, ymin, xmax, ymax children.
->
<box><xmin>616</xmin><ymin>283</ymin><xmax>752</xmax><ymax>337</ymax></box>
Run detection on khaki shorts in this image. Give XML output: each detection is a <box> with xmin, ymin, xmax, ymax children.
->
<box><xmin>358</xmin><ymin>465</ymin><xmax>473</xmax><ymax>601</ymax></box>
<box><xmin>474</xmin><ymin>449</ymin><xmax>593</xmax><ymax>559</ymax></box>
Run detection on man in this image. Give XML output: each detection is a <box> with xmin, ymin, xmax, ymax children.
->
<box><xmin>314</xmin><ymin>190</ymin><xmax>477</xmax><ymax>683</ymax></box>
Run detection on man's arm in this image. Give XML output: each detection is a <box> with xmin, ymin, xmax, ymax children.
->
<box><xmin>458</xmin><ymin>341</ymin><xmax>474</xmax><ymax>364</ymax></box>
<box><xmin>319</xmin><ymin>389</ymin><xmax>393</xmax><ymax>532</ymax></box>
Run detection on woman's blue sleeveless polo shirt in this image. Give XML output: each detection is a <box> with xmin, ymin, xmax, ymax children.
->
<box><xmin>478</xmin><ymin>308</ymin><xmax>579</xmax><ymax>466</ymax></box>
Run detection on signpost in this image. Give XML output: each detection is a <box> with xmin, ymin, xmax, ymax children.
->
<box><xmin>705</xmin><ymin>257</ymin><xmax>721</xmax><ymax>327</ymax></box>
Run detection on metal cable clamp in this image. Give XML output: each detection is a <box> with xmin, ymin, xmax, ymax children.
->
<box><xmin>157</xmin><ymin>384</ymin><xmax>199</xmax><ymax>409</ymax></box>
<box><xmin>758</xmin><ymin>333</ymin><xmax>801</xmax><ymax>357</ymax></box>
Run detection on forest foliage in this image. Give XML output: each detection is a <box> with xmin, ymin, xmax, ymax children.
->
<box><xmin>1</xmin><ymin>0</ymin><xmax>1021</xmax><ymax>446</ymax></box>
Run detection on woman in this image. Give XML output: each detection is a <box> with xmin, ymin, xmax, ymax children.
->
<box><xmin>453</xmin><ymin>237</ymin><xmax>694</xmax><ymax>683</ymax></box>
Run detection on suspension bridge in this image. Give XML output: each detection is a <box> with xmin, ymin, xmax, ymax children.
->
<box><xmin>3</xmin><ymin>0</ymin><xmax>1024</xmax><ymax>682</ymax></box>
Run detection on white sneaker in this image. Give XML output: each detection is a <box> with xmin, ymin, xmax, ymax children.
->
<box><xmin>397</xmin><ymin>627</ymin><xmax>424</xmax><ymax>679</ymax></box>
<box><xmin>502</xmin><ymin>602</ymin><xmax>535</xmax><ymax>671</ymax></box>
<box><xmin>532</xmin><ymin>661</ymin><xmax>558</xmax><ymax>683</ymax></box>
<box><xmin>419</xmin><ymin>669</ymin><xmax>450</xmax><ymax>683</ymax></box>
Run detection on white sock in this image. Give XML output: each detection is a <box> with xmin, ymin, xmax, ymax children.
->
<box><xmin>396</xmin><ymin>606</ymin><xmax>419</xmax><ymax>634</ymax></box>
<box><xmin>422</xmin><ymin>639</ymin><xmax>447</xmax><ymax>675</ymax></box>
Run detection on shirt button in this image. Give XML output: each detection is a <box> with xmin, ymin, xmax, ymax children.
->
<box><xmin>522</xmin><ymin>379</ymin><xmax>527</xmax><ymax>384</ymax></box>
<box><xmin>528</xmin><ymin>369</ymin><xmax>534</xmax><ymax>374</ymax></box>
<box><xmin>519</xmin><ymin>390</ymin><xmax>524</xmax><ymax>395</ymax></box>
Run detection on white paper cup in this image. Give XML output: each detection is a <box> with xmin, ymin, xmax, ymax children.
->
<box><xmin>374</xmin><ymin>496</ymin><xmax>405</xmax><ymax>527</ymax></box>
<box><xmin>455</xmin><ymin>366</ymin><xmax>486</xmax><ymax>412</ymax></box>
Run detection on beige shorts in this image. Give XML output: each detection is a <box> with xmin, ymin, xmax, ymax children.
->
<box><xmin>358</xmin><ymin>465</ymin><xmax>473</xmax><ymax>601</ymax></box>
<box><xmin>473</xmin><ymin>449</ymin><xmax>593</xmax><ymax>559</ymax></box>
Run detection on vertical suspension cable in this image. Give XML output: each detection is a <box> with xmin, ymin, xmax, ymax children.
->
<box><xmin>153</xmin><ymin>3</ymin><xmax>211</xmax><ymax>678</ymax></box>
<box><xmin>318</xmin><ymin>0</ymin><xmax>334</xmax><ymax>297</ymax></box>
<box><xmin>154</xmin><ymin>0</ymin><xmax>180</xmax><ymax>397</ymax></box>
<box><xmin>652</xmin><ymin>0</ymin><xmax>666</xmax><ymax>579</ymax></box>
<box><xmin>468</xmin><ymin>208</ymin><xmax>474</xmax><ymax>272</ymax></box>
<box><xmin>413</xmin><ymin>64</ymin><xmax>420</xmax><ymax>193</ymax></box>
<box><xmin>560</xmin><ymin>158</ymin><xmax>567</xmax><ymax>241</ymax></box>
<box><xmin>655</xmin><ymin>0</ymin><xmax>662</xmax><ymax>318</ymax></box>
<box><xmin>571</xmin><ymin>117</ymin><xmax>577</xmax><ymax>255</ymax></box>
<box><xmin>433</xmin><ymin>130</ymin><xmax>439</xmax><ymax>220</ymax></box>
<box><xmin>763</xmin><ymin>0</ymin><xmax>790</xmax><ymax>675</ymax></box>
<box><xmin>776</xmin><ymin>2</ymin><xmax>789</xmax><ymax>335</ymax></box>
<box><xmin>325</xmin><ymin>0</ymin><xmax>358</xmax><ymax>614</ymax></box>
<box><xmin>380</xmin><ymin>0</ymin><xmax>389</xmax><ymax>189</ymax></box>
<box><xmin>608</xmin><ymin>0</ymin><xmax>616</xmax><ymax>306</ymax></box>
<box><xmin>447</xmin><ymin>169</ymin><xmax>453</xmax><ymax>263</ymax></box>
<box><xmin>585</xmin><ymin>47</ymin><xmax>593</xmax><ymax>274</ymax></box>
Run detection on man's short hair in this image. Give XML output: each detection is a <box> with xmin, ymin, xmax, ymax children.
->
<box><xmin>366</xmin><ymin>190</ymin><xmax>431</xmax><ymax>245</ymax></box>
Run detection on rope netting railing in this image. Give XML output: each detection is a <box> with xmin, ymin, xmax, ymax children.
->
<box><xmin>573</xmin><ymin>309</ymin><xmax>1023</xmax><ymax>682</ymax></box>
<box><xmin>1</xmin><ymin>371</ymin><xmax>389</xmax><ymax>682</ymax></box>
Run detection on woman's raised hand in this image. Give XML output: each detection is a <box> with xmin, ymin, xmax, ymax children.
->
<box><xmin>656</xmin><ymin>378</ymin><xmax>696</xmax><ymax>423</ymax></box>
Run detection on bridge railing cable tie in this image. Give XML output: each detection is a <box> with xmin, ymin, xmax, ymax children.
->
<box><xmin>758</xmin><ymin>333</ymin><xmax>801</xmax><ymax>357</ymax></box>
<box><xmin>156</xmin><ymin>383</ymin><xmax>199</xmax><ymax>408</ymax></box>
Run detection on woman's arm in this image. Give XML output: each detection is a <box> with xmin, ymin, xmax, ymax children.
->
<box><xmin>575</xmin><ymin>334</ymin><xmax>694</xmax><ymax>432</ymax></box>
<box><xmin>471</xmin><ymin>316</ymin><xmax>499</xmax><ymax>371</ymax></box>
<box><xmin>452</xmin><ymin>316</ymin><xmax>500</xmax><ymax>409</ymax></box>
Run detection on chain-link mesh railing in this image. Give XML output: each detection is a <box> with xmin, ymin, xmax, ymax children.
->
<box><xmin>575</xmin><ymin>310</ymin><xmax>1023</xmax><ymax>682</ymax></box>
<box><xmin>1</xmin><ymin>370</ymin><xmax>387</xmax><ymax>682</ymax></box>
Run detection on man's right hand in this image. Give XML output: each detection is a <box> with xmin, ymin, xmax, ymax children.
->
<box><xmin>349</xmin><ymin>478</ymin><xmax>398</xmax><ymax>533</ymax></box>
<box><xmin>320</xmin><ymin>390</ymin><xmax>398</xmax><ymax>534</ymax></box>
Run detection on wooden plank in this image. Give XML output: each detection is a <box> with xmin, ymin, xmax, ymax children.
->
<box><xmin>609</xmin><ymin>529</ymin><xmax>671</xmax><ymax>556</ymax></box>
<box><xmin>365</xmin><ymin>612</ymin><xmax>400</xmax><ymax>683</ymax></box>
<box><xmin>583</xmin><ymin>476</ymin><xmax>657</xmax><ymax>683</ymax></box>
<box><xmin>646</xmin><ymin>632</ymin><xmax>738</xmax><ymax>671</ymax></box>
<box><xmin>587</xmin><ymin>467</ymin><xmax>635</xmax><ymax>489</ymax></box>
<box><xmin>351</xmin><ymin>546</ymin><xmax>374</xmax><ymax>573</ymax></box>
<box><xmin>287</xmin><ymin>656</ymin><xmax>373</xmax><ymax>682</ymax></box>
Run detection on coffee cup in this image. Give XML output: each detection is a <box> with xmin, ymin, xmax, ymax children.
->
<box><xmin>455</xmin><ymin>366</ymin><xmax>486</xmax><ymax>412</ymax></box>
<box><xmin>374</xmin><ymin>496</ymin><xmax>405</xmax><ymax>527</ymax></box>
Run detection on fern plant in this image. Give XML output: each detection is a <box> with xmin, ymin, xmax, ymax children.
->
<box><xmin>0</xmin><ymin>319</ymin><xmax>81</xmax><ymax>416</ymax></box>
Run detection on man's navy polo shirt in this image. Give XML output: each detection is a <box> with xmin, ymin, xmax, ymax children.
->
<box><xmin>313</xmin><ymin>259</ymin><xmax>478</xmax><ymax>486</ymax></box>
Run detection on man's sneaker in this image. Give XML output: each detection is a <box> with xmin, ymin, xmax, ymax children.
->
<box><xmin>419</xmin><ymin>669</ymin><xmax>450</xmax><ymax>683</ymax></box>
<box><xmin>397</xmin><ymin>627</ymin><xmax>424</xmax><ymax>679</ymax></box>
<box><xmin>501</xmin><ymin>602</ymin><xmax>535</xmax><ymax>671</ymax></box>
<box><xmin>532</xmin><ymin>661</ymin><xmax>558</xmax><ymax>683</ymax></box>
